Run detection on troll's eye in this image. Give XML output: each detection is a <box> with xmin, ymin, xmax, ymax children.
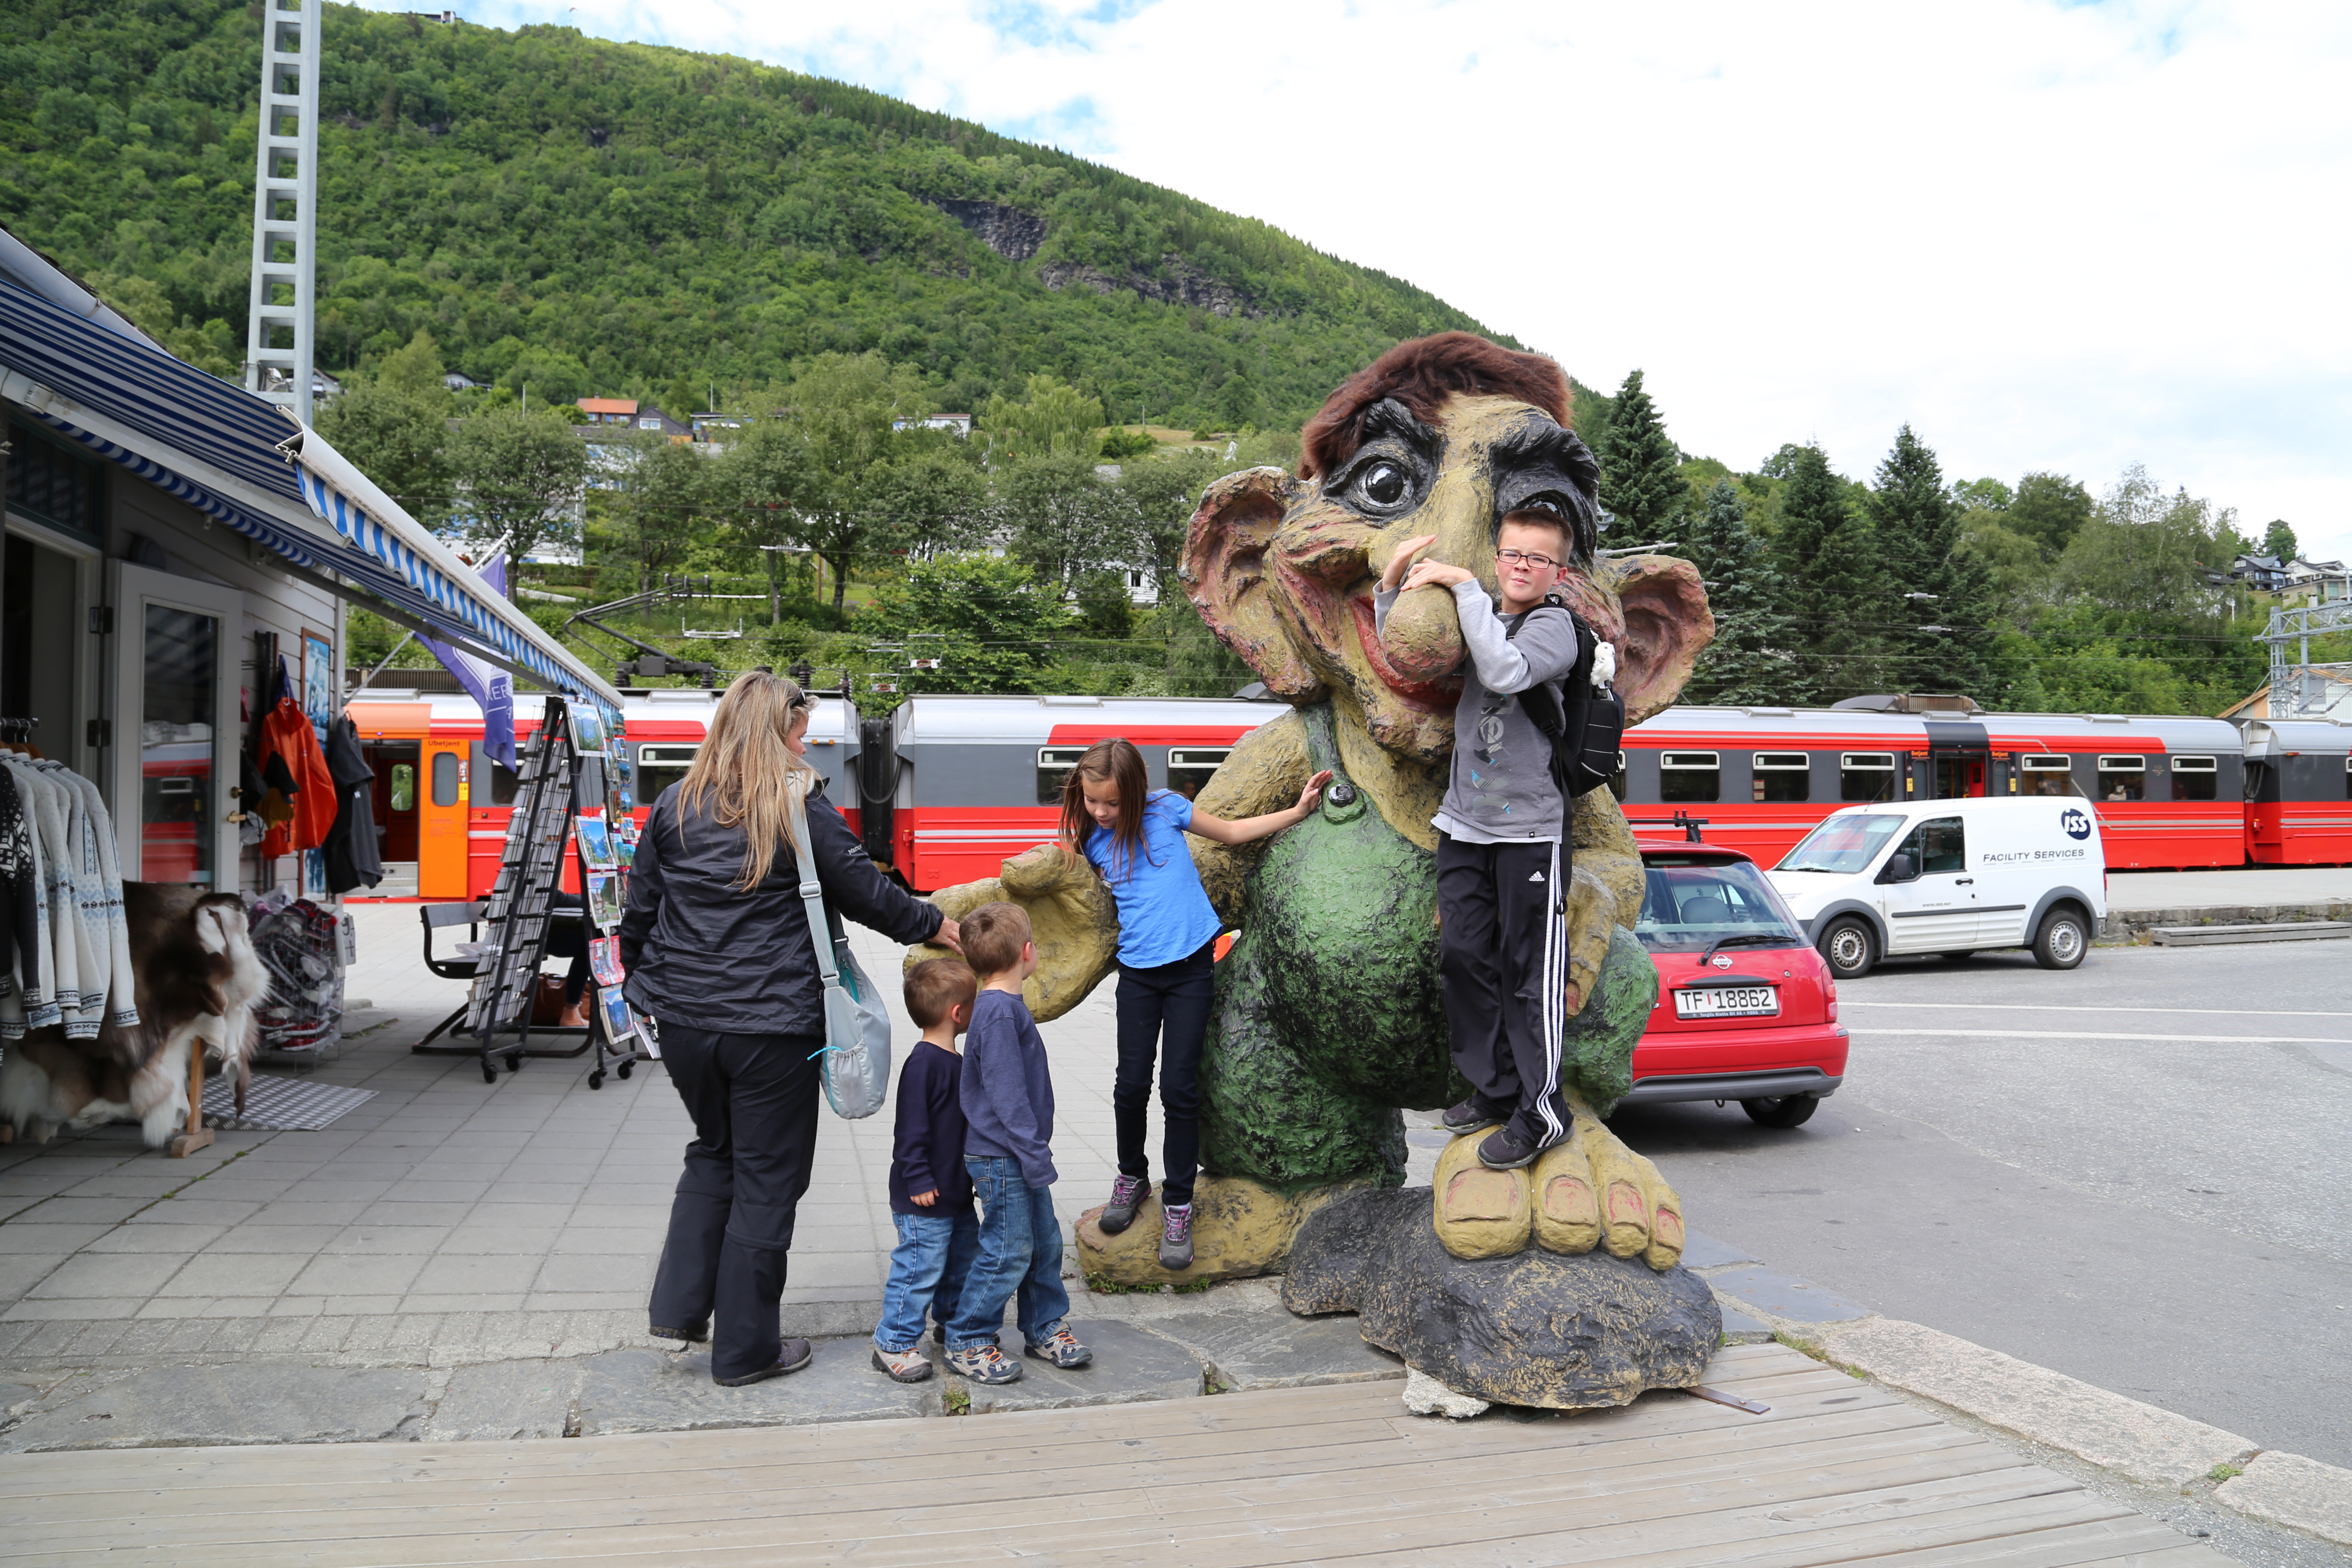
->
<box><xmin>1355</xmin><ymin>460</ymin><xmax>1409</xmax><ymax>510</ymax></box>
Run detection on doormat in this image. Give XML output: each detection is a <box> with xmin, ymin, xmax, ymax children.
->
<box><xmin>200</xmin><ymin>1073</ymin><xmax>377</xmax><ymax>1132</ymax></box>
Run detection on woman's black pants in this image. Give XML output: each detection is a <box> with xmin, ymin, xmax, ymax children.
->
<box><xmin>648</xmin><ymin>1023</ymin><xmax>821</xmax><ymax>1382</ymax></box>
<box><xmin>1112</xmin><ymin>938</ymin><xmax>1216</xmax><ymax>1209</ymax></box>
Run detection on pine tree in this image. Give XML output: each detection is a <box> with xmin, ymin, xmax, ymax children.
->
<box><xmin>1771</xmin><ymin>443</ymin><xmax>1882</xmax><ymax>704</ymax></box>
<box><xmin>1595</xmin><ymin>369</ymin><xmax>1684</xmax><ymax>545</ymax></box>
<box><xmin>1868</xmin><ymin>425</ymin><xmax>1998</xmax><ymax>704</ymax></box>
<box><xmin>1682</xmin><ymin>481</ymin><xmax>1797</xmax><ymax>705</ymax></box>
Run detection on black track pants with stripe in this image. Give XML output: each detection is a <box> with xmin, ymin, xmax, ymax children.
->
<box><xmin>1436</xmin><ymin>833</ymin><xmax>1571</xmax><ymax>1148</ymax></box>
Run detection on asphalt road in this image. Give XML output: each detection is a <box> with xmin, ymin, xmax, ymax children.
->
<box><xmin>1611</xmin><ymin>937</ymin><xmax>2352</xmax><ymax>1470</ymax></box>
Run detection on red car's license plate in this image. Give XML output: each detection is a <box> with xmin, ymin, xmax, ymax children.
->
<box><xmin>1672</xmin><ymin>986</ymin><xmax>1778</xmax><ymax>1019</ymax></box>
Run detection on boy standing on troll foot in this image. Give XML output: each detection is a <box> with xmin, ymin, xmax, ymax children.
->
<box><xmin>942</xmin><ymin>903</ymin><xmax>1091</xmax><ymax>1385</ymax></box>
<box><xmin>1376</xmin><ymin>508</ymin><xmax>1586</xmax><ymax>1173</ymax></box>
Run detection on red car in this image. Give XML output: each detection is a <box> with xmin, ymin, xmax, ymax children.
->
<box><xmin>1620</xmin><ymin>843</ymin><xmax>1848</xmax><ymax>1127</ymax></box>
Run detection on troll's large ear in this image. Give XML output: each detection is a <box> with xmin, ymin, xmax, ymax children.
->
<box><xmin>1178</xmin><ymin>468</ymin><xmax>1326</xmax><ymax>701</ymax></box>
<box><xmin>1599</xmin><ymin>554</ymin><xmax>1714</xmax><ymax>724</ymax></box>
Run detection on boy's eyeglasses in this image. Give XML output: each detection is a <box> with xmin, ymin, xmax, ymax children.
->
<box><xmin>1495</xmin><ymin>548</ymin><xmax>1560</xmax><ymax>570</ymax></box>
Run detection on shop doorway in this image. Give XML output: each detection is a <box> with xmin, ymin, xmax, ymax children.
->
<box><xmin>107</xmin><ymin>563</ymin><xmax>242</xmax><ymax>885</ymax></box>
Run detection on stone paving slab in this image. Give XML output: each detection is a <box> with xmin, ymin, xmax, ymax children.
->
<box><xmin>0</xmin><ymin>1363</ymin><xmax>428</xmax><ymax>1452</ymax></box>
<box><xmin>923</xmin><ymin>1319</ymin><xmax>1204</xmax><ymax>1414</ymax></box>
<box><xmin>424</xmin><ymin>1358</ymin><xmax>579</xmax><ymax>1442</ymax></box>
<box><xmin>2214</xmin><ymin>1452</ymin><xmax>2352</xmax><ymax>1547</ymax></box>
<box><xmin>1676</xmin><ymin>1229</ymin><xmax>1759</xmax><ymax>1271</ymax></box>
<box><xmin>1142</xmin><ymin>1301</ymin><xmax>1404</xmax><ymax>1391</ymax></box>
<box><xmin>1704</xmin><ymin>1263</ymin><xmax>1873</xmax><ymax>1323</ymax></box>
<box><xmin>1714</xmin><ymin>1300</ymin><xmax>1774</xmax><ymax>1344</ymax></box>
<box><xmin>573</xmin><ymin>1343</ymin><xmax>939</xmax><ymax>1435</ymax></box>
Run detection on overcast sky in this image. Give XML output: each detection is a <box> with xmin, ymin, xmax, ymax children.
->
<box><xmin>381</xmin><ymin>0</ymin><xmax>2350</xmax><ymax>561</ymax></box>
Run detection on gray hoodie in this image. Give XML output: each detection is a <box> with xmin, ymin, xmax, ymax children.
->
<box><xmin>1375</xmin><ymin>580</ymin><xmax>1582</xmax><ymax>843</ymax></box>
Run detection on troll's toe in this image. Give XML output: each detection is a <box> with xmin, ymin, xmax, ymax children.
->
<box><xmin>1432</xmin><ymin>1132</ymin><xmax>1532</xmax><ymax>1260</ymax></box>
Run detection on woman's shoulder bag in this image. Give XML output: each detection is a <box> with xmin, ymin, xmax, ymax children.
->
<box><xmin>783</xmin><ymin>780</ymin><xmax>892</xmax><ymax>1119</ymax></box>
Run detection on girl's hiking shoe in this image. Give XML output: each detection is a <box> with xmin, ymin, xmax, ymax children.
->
<box><xmin>1098</xmin><ymin>1174</ymin><xmax>1151</xmax><ymax>1234</ymax></box>
<box><xmin>1025</xmin><ymin>1325</ymin><xmax>1093</xmax><ymax>1368</ymax></box>
<box><xmin>871</xmin><ymin>1345</ymin><xmax>934</xmax><ymax>1383</ymax></box>
<box><xmin>945</xmin><ymin>1343</ymin><xmax>1023</xmax><ymax>1384</ymax></box>
<box><xmin>1440</xmin><ymin>1097</ymin><xmax>1509</xmax><ymax>1134</ymax></box>
<box><xmin>1158</xmin><ymin>1203</ymin><xmax>1195</xmax><ymax>1269</ymax></box>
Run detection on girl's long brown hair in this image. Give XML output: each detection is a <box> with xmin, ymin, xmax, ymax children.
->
<box><xmin>677</xmin><ymin>671</ymin><xmax>816</xmax><ymax>891</ymax></box>
<box><xmin>1058</xmin><ymin>738</ymin><xmax>1157</xmax><ymax>881</ymax></box>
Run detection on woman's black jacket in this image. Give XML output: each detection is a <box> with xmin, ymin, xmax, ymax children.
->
<box><xmin>618</xmin><ymin>777</ymin><xmax>941</xmax><ymax>1036</ymax></box>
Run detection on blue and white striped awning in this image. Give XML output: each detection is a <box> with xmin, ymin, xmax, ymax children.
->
<box><xmin>0</xmin><ymin>254</ymin><xmax>622</xmax><ymax>720</ymax></box>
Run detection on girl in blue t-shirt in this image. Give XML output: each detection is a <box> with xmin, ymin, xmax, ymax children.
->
<box><xmin>1058</xmin><ymin>738</ymin><xmax>1330</xmax><ymax>1269</ymax></box>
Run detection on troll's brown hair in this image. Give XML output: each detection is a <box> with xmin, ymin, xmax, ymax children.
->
<box><xmin>903</xmin><ymin>957</ymin><xmax>978</xmax><ymax>1031</ymax></box>
<box><xmin>1299</xmin><ymin>332</ymin><xmax>1573</xmax><ymax>481</ymax></box>
<box><xmin>1056</xmin><ymin>738</ymin><xmax>1158</xmax><ymax>881</ymax></box>
<box><xmin>959</xmin><ymin>901</ymin><xmax>1033</xmax><ymax>981</ymax></box>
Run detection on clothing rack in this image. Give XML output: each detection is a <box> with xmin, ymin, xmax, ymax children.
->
<box><xmin>0</xmin><ymin>717</ymin><xmax>39</xmax><ymax>745</ymax></box>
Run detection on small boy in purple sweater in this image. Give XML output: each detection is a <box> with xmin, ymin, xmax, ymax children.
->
<box><xmin>871</xmin><ymin>958</ymin><xmax>981</xmax><ymax>1383</ymax></box>
<box><xmin>941</xmin><ymin>903</ymin><xmax>1091</xmax><ymax>1384</ymax></box>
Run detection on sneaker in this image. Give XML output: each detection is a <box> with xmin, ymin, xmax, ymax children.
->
<box><xmin>931</xmin><ymin>1322</ymin><xmax>996</xmax><ymax>1348</ymax></box>
<box><xmin>713</xmin><ymin>1337</ymin><xmax>813</xmax><ymax>1386</ymax></box>
<box><xmin>1025</xmin><ymin>1324</ymin><xmax>1093</xmax><ymax>1369</ymax></box>
<box><xmin>871</xmin><ymin>1345</ymin><xmax>934</xmax><ymax>1383</ymax></box>
<box><xmin>1098</xmin><ymin>1174</ymin><xmax>1151</xmax><ymax>1235</ymax></box>
<box><xmin>1476</xmin><ymin>1123</ymin><xmax>1546</xmax><ymax>1171</ymax></box>
<box><xmin>945</xmin><ymin>1343</ymin><xmax>1023</xmax><ymax>1384</ymax></box>
<box><xmin>1158</xmin><ymin>1203</ymin><xmax>1195</xmax><ymax>1270</ymax></box>
<box><xmin>1440</xmin><ymin>1097</ymin><xmax>1508</xmax><ymax>1134</ymax></box>
<box><xmin>649</xmin><ymin>1321</ymin><xmax>710</xmax><ymax>1344</ymax></box>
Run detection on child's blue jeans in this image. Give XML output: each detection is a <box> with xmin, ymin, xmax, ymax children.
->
<box><xmin>873</xmin><ymin>1209</ymin><xmax>980</xmax><ymax>1354</ymax></box>
<box><xmin>946</xmin><ymin>1155</ymin><xmax>1069</xmax><ymax>1351</ymax></box>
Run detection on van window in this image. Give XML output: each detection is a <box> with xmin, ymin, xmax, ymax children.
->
<box><xmin>2018</xmin><ymin>755</ymin><xmax>2074</xmax><ymax>796</ymax></box>
<box><xmin>1037</xmin><ymin>746</ymin><xmax>1088</xmax><ymax>806</ymax></box>
<box><xmin>1634</xmin><ymin>858</ymin><xmax>1806</xmax><ymax>953</ymax></box>
<box><xmin>1752</xmin><ymin>751</ymin><xmax>1809</xmax><ymax>802</ymax></box>
<box><xmin>1778</xmin><ymin>813</ymin><xmax>1905</xmax><ymax>875</ymax></box>
<box><xmin>2171</xmin><ymin>755</ymin><xmax>2217</xmax><ymax>802</ymax></box>
<box><xmin>1890</xmin><ymin>816</ymin><xmax>1966</xmax><ymax>875</ymax></box>
<box><xmin>1166</xmin><ymin>747</ymin><xmax>1230</xmax><ymax>801</ymax></box>
<box><xmin>2097</xmin><ymin>755</ymin><xmax>2145</xmax><ymax>802</ymax></box>
<box><xmin>1659</xmin><ymin>751</ymin><xmax>1719</xmax><ymax>803</ymax></box>
<box><xmin>430</xmin><ymin>750</ymin><xmax>460</xmax><ymax>807</ymax></box>
<box><xmin>636</xmin><ymin>744</ymin><xmax>700</xmax><ymax>805</ymax></box>
<box><xmin>1840</xmin><ymin>753</ymin><xmax>1898</xmax><ymax>802</ymax></box>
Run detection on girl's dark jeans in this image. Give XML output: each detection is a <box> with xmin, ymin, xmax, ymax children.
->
<box><xmin>1112</xmin><ymin>937</ymin><xmax>1216</xmax><ymax>1208</ymax></box>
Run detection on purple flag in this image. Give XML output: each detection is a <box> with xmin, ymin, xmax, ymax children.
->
<box><xmin>421</xmin><ymin>553</ymin><xmax>516</xmax><ymax>772</ymax></box>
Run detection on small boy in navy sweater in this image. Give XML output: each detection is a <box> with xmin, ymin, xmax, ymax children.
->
<box><xmin>870</xmin><ymin>958</ymin><xmax>981</xmax><ymax>1383</ymax></box>
<box><xmin>942</xmin><ymin>902</ymin><xmax>1090</xmax><ymax>1385</ymax></box>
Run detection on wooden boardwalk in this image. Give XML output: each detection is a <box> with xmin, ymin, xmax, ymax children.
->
<box><xmin>0</xmin><ymin>1343</ymin><xmax>2225</xmax><ymax>1567</ymax></box>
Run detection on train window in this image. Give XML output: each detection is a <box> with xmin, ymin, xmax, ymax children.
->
<box><xmin>1659</xmin><ymin>751</ymin><xmax>1719</xmax><ymax>803</ymax></box>
<box><xmin>430</xmin><ymin>750</ymin><xmax>459</xmax><ymax>808</ymax></box>
<box><xmin>2096</xmin><ymin>755</ymin><xmax>2146</xmax><ymax>802</ymax></box>
<box><xmin>469</xmin><ymin>744</ymin><xmax>519</xmax><ymax>807</ymax></box>
<box><xmin>2171</xmin><ymin>755</ymin><xmax>2218</xmax><ymax>801</ymax></box>
<box><xmin>1839</xmin><ymin>753</ymin><xmax>1898</xmax><ymax>802</ymax></box>
<box><xmin>1166</xmin><ymin>748</ymin><xmax>1231</xmax><ymax>801</ymax></box>
<box><xmin>2345</xmin><ymin>755</ymin><xmax>2351</xmax><ymax>801</ymax></box>
<box><xmin>1037</xmin><ymin>747</ymin><xmax>1088</xmax><ymax>806</ymax></box>
<box><xmin>636</xmin><ymin>744</ymin><xmax>700</xmax><ymax>805</ymax></box>
<box><xmin>1752</xmin><ymin>751</ymin><xmax>1810</xmax><ymax>802</ymax></box>
<box><xmin>2018</xmin><ymin>755</ymin><xmax>2075</xmax><ymax>797</ymax></box>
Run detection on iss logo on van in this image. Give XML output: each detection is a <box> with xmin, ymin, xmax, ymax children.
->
<box><xmin>2060</xmin><ymin>808</ymin><xmax>2093</xmax><ymax>841</ymax></box>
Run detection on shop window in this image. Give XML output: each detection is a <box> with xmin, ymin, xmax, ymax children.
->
<box><xmin>1659</xmin><ymin>751</ymin><xmax>1719</xmax><ymax>803</ymax></box>
<box><xmin>2096</xmin><ymin>755</ymin><xmax>2145</xmax><ymax>802</ymax></box>
<box><xmin>636</xmin><ymin>744</ymin><xmax>700</xmax><ymax>805</ymax></box>
<box><xmin>1752</xmin><ymin>751</ymin><xmax>1810</xmax><ymax>802</ymax></box>
<box><xmin>431</xmin><ymin>751</ymin><xmax>460</xmax><ymax>806</ymax></box>
<box><xmin>1840</xmin><ymin>752</ymin><xmax>1898</xmax><ymax>802</ymax></box>
<box><xmin>1166</xmin><ymin>747</ymin><xmax>1230</xmax><ymax>801</ymax></box>
<box><xmin>1037</xmin><ymin>746</ymin><xmax>1087</xmax><ymax>806</ymax></box>
<box><xmin>2171</xmin><ymin>755</ymin><xmax>2217</xmax><ymax>801</ymax></box>
<box><xmin>2019</xmin><ymin>755</ymin><xmax>2075</xmax><ymax>796</ymax></box>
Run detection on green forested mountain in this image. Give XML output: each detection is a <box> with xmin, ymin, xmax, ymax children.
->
<box><xmin>2</xmin><ymin>1</ymin><xmax>1506</xmax><ymax>425</ymax></box>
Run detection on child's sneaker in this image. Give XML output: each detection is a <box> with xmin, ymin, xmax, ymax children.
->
<box><xmin>1440</xmin><ymin>1096</ymin><xmax>1508</xmax><ymax>1134</ymax></box>
<box><xmin>871</xmin><ymin>1345</ymin><xmax>934</xmax><ymax>1383</ymax></box>
<box><xmin>1098</xmin><ymin>1174</ymin><xmax>1151</xmax><ymax>1235</ymax></box>
<box><xmin>1025</xmin><ymin>1324</ymin><xmax>1092</xmax><ymax>1368</ymax></box>
<box><xmin>1158</xmin><ymin>1203</ymin><xmax>1194</xmax><ymax>1269</ymax></box>
<box><xmin>945</xmin><ymin>1343</ymin><xmax>1023</xmax><ymax>1384</ymax></box>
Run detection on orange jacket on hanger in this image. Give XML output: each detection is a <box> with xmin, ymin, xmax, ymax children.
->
<box><xmin>257</xmin><ymin>698</ymin><xmax>336</xmax><ymax>857</ymax></box>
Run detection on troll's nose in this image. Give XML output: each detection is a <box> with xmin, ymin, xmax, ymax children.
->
<box><xmin>1371</xmin><ymin>482</ymin><xmax>1495</xmax><ymax>683</ymax></box>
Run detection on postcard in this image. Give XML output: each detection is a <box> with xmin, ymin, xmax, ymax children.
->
<box><xmin>575</xmin><ymin>816</ymin><xmax>618</xmax><ymax>871</ymax></box>
<box><xmin>589</xmin><ymin>935</ymin><xmax>625</xmax><ymax>988</ymax></box>
<box><xmin>597</xmin><ymin>987</ymin><xmax>636</xmax><ymax>1045</ymax></box>
<box><xmin>585</xmin><ymin>871</ymin><xmax>624</xmax><ymax>931</ymax></box>
<box><xmin>566</xmin><ymin>700</ymin><xmax>607</xmax><ymax>753</ymax></box>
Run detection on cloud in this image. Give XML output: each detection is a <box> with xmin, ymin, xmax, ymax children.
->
<box><xmin>374</xmin><ymin>0</ymin><xmax>2352</xmax><ymax>557</ymax></box>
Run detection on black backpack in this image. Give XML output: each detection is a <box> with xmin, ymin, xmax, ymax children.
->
<box><xmin>1505</xmin><ymin>597</ymin><xmax>1626</xmax><ymax>800</ymax></box>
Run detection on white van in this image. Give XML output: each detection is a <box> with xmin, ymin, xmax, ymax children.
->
<box><xmin>1766</xmin><ymin>798</ymin><xmax>2107</xmax><ymax>979</ymax></box>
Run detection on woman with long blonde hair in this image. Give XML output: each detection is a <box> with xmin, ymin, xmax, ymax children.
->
<box><xmin>620</xmin><ymin>672</ymin><xmax>957</xmax><ymax>1386</ymax></box>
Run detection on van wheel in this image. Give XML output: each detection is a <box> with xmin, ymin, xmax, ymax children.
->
<box><xmin>2033</xmin><ymin>906</ymin><xmax>2089</xmax><ymax>970</ymax></box>
<box><xmin>1819</xmin><ymin>917</ymin><xmax>1877</xmax><ymax>980</ymax></box>
<box><xmin>1742</xmin><ymin>1095</ymin><xmax>1819</xmax><ymax>1128</ymax></box>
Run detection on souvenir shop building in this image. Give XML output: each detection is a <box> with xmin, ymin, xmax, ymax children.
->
<box><xmin>0</xmin><ymin>226</ymin><xmax>620</xmax><ymax>918</ymax></box>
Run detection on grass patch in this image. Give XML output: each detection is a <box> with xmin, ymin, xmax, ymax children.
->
<box><xmin>2207</xmin><ymin>1463</ymin><xmax>2243</xmax><ymax>1482</ymax></box>
<box><xmin>1171</xmin><ymin>1276</ymin><xmax>1219</xmax><ymax>1295</ymax></box>
<box><xmin>942</xmin><ymin>1385</ymin><xmax>970</xmax><ymax>1416</ymax></box>
<box><xmin>1084</xmin><ymin>1272</ymin><xmax>1164</xmax><ymax>1295</ymax></box>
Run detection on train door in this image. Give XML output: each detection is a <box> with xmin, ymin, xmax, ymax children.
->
<box><xmin>363</xmin><ymin>744</ymin><xmax>421</xmax><ymax>895</ymax></box>
<box><xmin>417</xmin><ymin>739</ymin><xmax>469</xmax><ymax>898</ymax></box>
<box><xmin>469</xmin><ymin>740</ymin><xmax>524</xmax><ymax>898</ymax></box>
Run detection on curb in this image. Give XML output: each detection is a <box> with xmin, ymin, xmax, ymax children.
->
<box><xmin>2097</xmin><ymin>898</ymin><xmax>2352</xmax><ymax>945</ymax></box>
<box><xmin>1689</xmin><ymin>1248</ymin><xmax>2352</xmax><ymax>1549</ymax></box>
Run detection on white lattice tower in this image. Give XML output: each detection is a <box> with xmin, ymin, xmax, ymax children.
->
<box><xmin>244</xmin><ymin>0</ymin><xmax>320</xmax><ymax>424</ymax></box>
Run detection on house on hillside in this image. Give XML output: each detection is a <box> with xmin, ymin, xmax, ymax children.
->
<box><xmin>442</xmin><ymin>371</ymin><xmax>486</xmax><ymax>392</ymax></box>
<box><xmin>892</xmin><ymin>413</ymin><xmax>973</xmax><ymax>437</ymax></box>
<box><xmin>2230</xmin><ymin>552</ymin><xmax>2350</xmax><ymax>603</ymax></box>
<box><xmin>578</xmin><ymin>397</ymin><xmax>639</xmax><ymax>426</ymax></box>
